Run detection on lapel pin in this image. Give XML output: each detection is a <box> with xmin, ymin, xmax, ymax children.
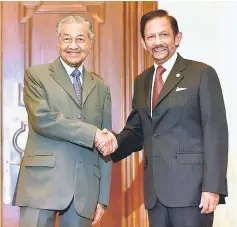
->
<box><xmin>176</xmin><ymin>73</ymin><xmax>181</xmax><ymax>78</ymax></box>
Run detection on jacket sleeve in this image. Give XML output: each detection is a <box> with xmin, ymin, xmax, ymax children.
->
<box><xmin>200</xmin><ymin>66</ymin><xmax>228</xmax><ymax>196</ymax></box>
<box><xmin>98</xmin><ymin>87</ymin><xmax>112</xmax><ymax>207</ymax></box>
<box><xmin>111</xmin><ymin>79</ymin><xmax>143</xmax><ymax>162</ymax></box>
<box><xmin>24</xmin><ymin>68</ymin><xmax>97</xmax><ymax>148</ymax></box>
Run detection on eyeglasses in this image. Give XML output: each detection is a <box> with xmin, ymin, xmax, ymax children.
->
<box><xmin>61</xmin><ymin>37</ymin><xmax>86</xmax><ymax>44</ymax></box>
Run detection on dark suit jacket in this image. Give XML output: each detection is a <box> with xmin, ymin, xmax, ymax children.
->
<box><xmin>13</xmin><ymin>58</ymin><xmax>112</xmax><ymax>220</ymax></box>
<box><xmin>111</xmin><ymin>54</ymin><xmax>228</xmax><ymax>209</ymax></box>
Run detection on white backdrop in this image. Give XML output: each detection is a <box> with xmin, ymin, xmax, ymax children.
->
<box><xmin>158</xmin><ymin>1</ymin><xmax>237</xmax><ymax>226</ymax></box>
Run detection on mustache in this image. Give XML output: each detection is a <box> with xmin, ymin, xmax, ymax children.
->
<box><xmin>66</xmin><ymin>47</ymin><xmax>81</xmax><ymax>53</ymax></box>
<box><xmin>152</xmin><ymin>45</ymin><xmax>168</xmax><ymax>51</ymax></box>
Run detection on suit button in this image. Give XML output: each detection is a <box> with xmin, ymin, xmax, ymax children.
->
<box><xmin>153</xmin><ymin>133</ymin><xmax>159</xmax><ymax>138</ymax></box>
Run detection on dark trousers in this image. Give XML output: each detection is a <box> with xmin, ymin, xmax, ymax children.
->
<box><xmin>148</xmin><ymin>199</ymin><xmax>214</xmax><ymax>227</ymax></box>
<box><xmin>19</xmin><ymin>199</ymin><xmax>92</xmax><ymax>227</ymax></box>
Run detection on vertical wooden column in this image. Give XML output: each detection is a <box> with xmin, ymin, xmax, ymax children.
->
<box><xmin>123</xmin><ymin>2</ymin><xmax>138</xmax><ymax>227</ymax></box>
<box><xmin>123</xmin><ymin>2</ymin><xmax>157</xmax><ymax>227</ymax></box>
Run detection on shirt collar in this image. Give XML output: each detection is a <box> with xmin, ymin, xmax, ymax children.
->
<box><xmin>154</xmin><ymin>52</ymin><xmax>178</xmax><ymax>72</ymax></box>
<box><xmin>60</xmin><ymin>57</ymin><xmax>83</xmax><ymax>77</ymax></box>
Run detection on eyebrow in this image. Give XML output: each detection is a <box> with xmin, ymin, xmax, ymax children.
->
<box><xmin>147</xmin><ymin>30</ymin><xmax>169</xmax><ymax>35</ymax></box>
<box><xmin>62</xmin><ymin>33</ymin><xmax>86</xmax><ymax>37</ymax></box>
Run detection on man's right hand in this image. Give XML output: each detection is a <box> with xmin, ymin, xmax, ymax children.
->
<box><xmin>94</xmin><ymin>129</ymin><xmax>117</xmax><ymax>156</ymax></box>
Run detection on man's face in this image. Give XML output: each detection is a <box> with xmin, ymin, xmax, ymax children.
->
<box><xmin>57</xmin><ymin>22</ymin><xmax>92</xmax><ymax>67</ymax></box>
<box><xmin>141</xmin><ymin>17</ymin><xmax>182</xmax><ymax>65</ymax></box>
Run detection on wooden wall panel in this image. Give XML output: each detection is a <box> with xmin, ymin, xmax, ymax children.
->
<box><xmin>99</xmin><ymin>2</ymin><xmax>125</xmax><ymax>227</ymax></box>
<box><xmin>19</xmin><ymin>1</ymin><xmax>105</xmax><ymax>72</ymax></box>
<box><xmin>123</xmin><ymin>2</ymin><xmax>157</xmax><ymax>227</ymax></box>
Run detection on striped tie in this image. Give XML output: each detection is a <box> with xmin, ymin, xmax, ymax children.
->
<box><xmin>152</xmin><ymin>65</ymin><xmax>166</xmax><ymax>109</ymax></box>
<box><xmin>71</xmin><ymin>68</ymin><xmax>82</xmax><ymax>105</ymax></box>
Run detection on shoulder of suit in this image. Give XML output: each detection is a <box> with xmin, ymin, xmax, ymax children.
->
<box><xmin>88</xmin><ymin>71</ymin><xmax>109</xmax><ymax>87</ymax></box>
<box><xmin>140</xmin><ymin>65</ymin><xmax>154</xmax><ymax>76</ymax></box>
<box><xmin>24</xmin><ymin>63</ymin><xmax>52</xmax><ymax>83</ymax></box>
<box><xmin>135</xmin><ymin>65</ymin><xmax>154</xmax><ymax>82</ymax></box>
<box><xmin>26</xmin><ymin>63</ymin><xmax>51</xmax><ymax>74</ymax></box>
<box><xmin>89</xmin><ymin>72</ymin><xmax>103</xmax><ymax>81</ymax></box>
<box><xmin>184</xmin><ymin>58</ymin><xmax>215</xmax><ymax>72</ymax></box>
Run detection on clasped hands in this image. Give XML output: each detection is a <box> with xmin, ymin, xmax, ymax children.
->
<box><xmin>94</xmin><ymin>128</ymin><xmax>117</xmax><ymax>155</ymax></box>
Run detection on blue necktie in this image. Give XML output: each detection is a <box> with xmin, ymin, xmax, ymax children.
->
<box><xmin>71</xmin><ymin>68</ymin><xmax>82</xmax><ymax>105</ymax></box>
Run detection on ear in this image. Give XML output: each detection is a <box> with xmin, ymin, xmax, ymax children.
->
<box><xmin>175</xmin><ymin>32</ymin><xmax>183</xmax><ymax>46</ymax></box>
<box><xmin>141</xmin><ymin>38</ymin><xmax>147</xmax><ymax>50</ymax></box>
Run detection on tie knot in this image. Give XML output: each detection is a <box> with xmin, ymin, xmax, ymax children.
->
<box><xmin>156</xmin><ymin>65</ymin><xmax>166</xmax><ymax>76</ymax></box>
<box><xmin>71</xmin><ymin>68</ymin><xmax>81</xmax><ymax>78</ymax></box>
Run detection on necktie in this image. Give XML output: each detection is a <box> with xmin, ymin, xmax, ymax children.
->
<box><xmin>152</xmin><ymin>65</ymin><xmax>166</xmax><ymax>110</ymax></box>
<box><xmin>71</xmin><ymin>68</ymin><xmax>82</xmax><ymax>105</ymax></box>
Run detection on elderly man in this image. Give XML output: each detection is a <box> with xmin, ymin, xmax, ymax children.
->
<box><xmin>13</xmin><ymin>15</ymin><xmax>116</xmax><ymax>227</ymax></box>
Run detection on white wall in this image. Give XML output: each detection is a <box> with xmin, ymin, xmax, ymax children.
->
<box><xmin>158</xmin><ymin>1</ymin><xmax>237</xmax><ymax>226</ymax></box>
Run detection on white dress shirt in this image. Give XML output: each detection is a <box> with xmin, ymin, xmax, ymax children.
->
<box><xmin>60</xmin><ymin>57</ymin><xmax>83</xmax><ymax>85</ymax></box>
<box><xmin>151</xmin><ymin>52</ymin><xmax>178</xmax><ymax>116</ymax></box>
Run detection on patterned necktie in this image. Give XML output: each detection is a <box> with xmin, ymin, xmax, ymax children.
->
<box><xmin>71</xmin><ymin>68</ymin><xmax>82</xmax><ymax>105</ymax></box>
<box><xmin>152</xmin><ymin>65</ymin><xmax>166</xmax><ymax>110</ymax></box>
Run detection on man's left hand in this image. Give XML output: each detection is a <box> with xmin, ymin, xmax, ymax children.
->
<box><xmin>199</xmin><ymin>192</ymin><xmax>219</xmax><ymax>214</ymax></box>
<box><xmin>92</xmin><ymin>203</ymin><xmax>105</xmax><ymax>225</ymax></box>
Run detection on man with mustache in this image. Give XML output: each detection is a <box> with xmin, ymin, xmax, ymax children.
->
<box><xmin>97</xmin><ymin>9</ymin><xmax>228</xmax><ymax>227</ymax></box>
<box><xmin>13</xmin><ymin>15</ymin><xmax>116</xmax><ymax>227</ymax></box>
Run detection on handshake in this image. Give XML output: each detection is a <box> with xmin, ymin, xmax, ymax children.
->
<box><xmin>94</xmin><ymin>128</ymin><xmax>118</xmax><ymax>156</ymax></box>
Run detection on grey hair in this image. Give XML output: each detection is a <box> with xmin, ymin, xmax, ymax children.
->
<box><xmin>56</xmin><ymin>15</ymin><xmax>94</xmax><ymax>40</ymax></box>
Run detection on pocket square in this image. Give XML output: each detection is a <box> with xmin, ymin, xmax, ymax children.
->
<box><xmin>176</xmin><ymin>87</ymin><xmax>187</xmax><ymax>91</ymax></box>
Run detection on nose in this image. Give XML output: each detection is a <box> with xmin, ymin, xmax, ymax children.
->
<box><xmin>69</xmin><ymin>39</ymin><xmax>78</xmax><ymax>49</ymax></box>
<box><xmin>154</xmin><ymin>35</ymin><xmax>162</xmax><ymax>45</ymax></box>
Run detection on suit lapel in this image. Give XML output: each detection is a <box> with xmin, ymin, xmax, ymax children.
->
<box><xmin>49</xmin><ymin>58</ymin><xmax>81</xmax><ymax>107</ymax></box>
<box><xmin>144</xmin><ymin>66</ymin><xmax>155</xmax><ymax>112</ymax></box>
<box><xmin>82</xmin><ymin>68</ymin><xmax>96</xmax><ymax>106</ymax></box>
<box><xmin>154</xmin><ymin>54</ymin><xmax>186</xmax><ymax>108</ymax></box>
